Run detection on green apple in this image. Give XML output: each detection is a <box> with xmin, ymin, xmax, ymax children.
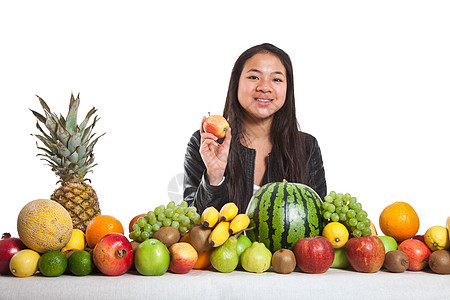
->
<box><xmin>331</xmin><ymin>247</ymin><xmax>350</xmax><ymax>269</ymax></box>
<box><xmin>134</xmin><ymin>239</ymin><xmax>170</xmax><ymax>276</ymax></box>
<box><xmin>378</xmin><ymin>236</ymin><xmax>398</xmax><ymax>253</ymax></box>
<box><xmin>236</xmin><ymin>235</ymin><xmax>252</xmax><ymax>268</ymax></box>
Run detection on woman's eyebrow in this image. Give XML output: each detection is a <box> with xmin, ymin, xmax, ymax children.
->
<box><xmin>247</xmin><ymin>68</ymin><xmax>285</xmax><ymax>77</ymax></box>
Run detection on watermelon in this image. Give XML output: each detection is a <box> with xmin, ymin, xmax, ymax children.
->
<box><xmin>245</xmin><ymin>181</ymin><xmax>325</xmax><ymax>253</ymax></box>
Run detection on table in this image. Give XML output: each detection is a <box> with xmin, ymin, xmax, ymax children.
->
<box><xmin>1</xmin><ymin>268</ymin><xmax>449</xmax><ymax>300</ymax></box>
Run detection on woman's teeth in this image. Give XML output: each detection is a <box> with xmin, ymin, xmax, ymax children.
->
<box><xmin>256</xmin><ymin>98</ymin><xmax>272</xmax><ymax>102</ymax></box>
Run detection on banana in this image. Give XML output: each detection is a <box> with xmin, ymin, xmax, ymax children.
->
<box><xmin>208</xmin><ymin>221</ymin><xmax>230</xmax><ymax>247</ymax></box>
<box><xmin>219</xmin><ymin>202</ymin><xmax>238</xmax><ymax>222</ymax></box>
<box><xmin>228</xmin><ymin>214</ymin><xmax>250</xmax><ymax>235</ymax></box>
<box><xmin>201</xmin><ymin>206</ymin><xmax>219</xmax><ymax>228</ymax></box>
<box><xmin>447</xmin><ymin>217</ymin><xmax>450</xmax><ymax>241</ymax></box>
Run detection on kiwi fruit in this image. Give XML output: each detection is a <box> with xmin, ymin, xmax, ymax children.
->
<box><xmin>130</xmin><ymin>241</ymin><xmax>141</xmax><ymax>252</ymax></box>
<box><xmin>272</xmin><ymin>249</ymin><xmax>296</xmax><ymax>274</ymax></box>
<box><xmin>429</xmin><ymin>250</ymin><xmax>450</xmax><ymax>274</ymax></box>
<box><xmin>153</xmin><ymin>226</ymin><xmax>180</xmax><ymax>248</ymax></box>
<box><xmin>384</xmin><ymin>250</ymin><xmax>409</xmax><ymax>273</ymax></box>
<box><xmin>189</xmin><ymin>225</ymin><xmax>213</xmax><ymax>252</ymax></box>
<box><xmin>63</xmin><ymin>249</ymin><xmax>80</xmax><ymax>259</ymax></box>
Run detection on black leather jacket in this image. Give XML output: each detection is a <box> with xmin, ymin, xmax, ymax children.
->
<box><xmin>183</xmin><ymin>130</ymin><xmax>327</xmax><ymax>214</ymax></box>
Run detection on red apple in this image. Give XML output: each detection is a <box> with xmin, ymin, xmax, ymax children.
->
<box><xmin>293</xmin><ymin>236</ymin><xmax>334</xmax><ymax>274</ymax></box>
<box><xmin>345</xmin><ymin>236</ymin><xmax>385</xmax><ymax>273</ymax></box>
<box><xmin>398</xmin><ymin>239</ymin><xmax>431</xmax><ymax>271</ymax></box>
<box><xmin>169</xmin><ymin>242</ymin><xmax>198</xmax><ymax>274</ymax></box>
<box><xmin>128</xmin><ymin>214</ymin><xmax>147</xmax><ymax>233</ymax></box>
<box><xmin>93</xmin><ymin>233</ymin><xmax>133</xmax><ymax>276</ymax></box>
<box><xmin>203</xmin><ymin>115</ymin><xmax>229</xmax><ymax>139</ymax></box>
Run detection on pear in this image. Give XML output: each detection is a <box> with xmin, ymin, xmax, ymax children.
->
<box><xmin>241</xmin><ymin>241</ymin><xmax>272</xmax><ymax>273</ymax></box>
<box><xmin>210</xmin><ymin>235</ymin><xmax>239</xmax><ymax>273</ymax></box>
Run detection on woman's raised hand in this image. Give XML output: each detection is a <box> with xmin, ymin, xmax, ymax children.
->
<box><xmin>199</xmin><ymin>116</ymin><xmax>232</xmax><ymax>186</ymax></box>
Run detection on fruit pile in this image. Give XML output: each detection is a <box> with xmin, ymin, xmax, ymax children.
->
<box><xmin>1</xmin><ymin>97</ymin><xmax>449</xmax><ymax>279</ymax></box>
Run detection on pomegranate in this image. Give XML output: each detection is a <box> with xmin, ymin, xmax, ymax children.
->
<box><xmin>0</xmin><ymin>233</ymin><xmax>26</xmax><ymax>274</ymax></box>
<box><xmin>93</xmin><ymin>233</ymin><xmax>133</xmax><ymax>276</ymax></box>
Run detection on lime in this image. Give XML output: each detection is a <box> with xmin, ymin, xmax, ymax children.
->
<box><xmin>39</xmin><ymin>250</ymin><xmax>68</xmax><ymax>277</ymax></box>
<box><xmin>9</xmin><ymin>249</ymin><xmax>40</xmax><ymax>277</ymax></box>
<box><xmin>68</xmin><ymin>250</ymin><xmax>93</xmax><ymax>276</ymax></box>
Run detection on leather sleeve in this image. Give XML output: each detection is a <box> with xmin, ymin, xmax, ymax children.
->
<box><xmin>183</xmin><ymin>130</ymin><xmax>229</xmax><ymax>214</ymax></box>
<box><xmin>305</xmin><ymin>133</ymin><xmax>327</xmax><ymax>200</ymax></box>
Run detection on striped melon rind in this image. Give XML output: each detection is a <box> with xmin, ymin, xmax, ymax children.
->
<box><xmin>246</xmin><ymin>181</ymin><xmax>324</xmax><ymax>253</ymax></box>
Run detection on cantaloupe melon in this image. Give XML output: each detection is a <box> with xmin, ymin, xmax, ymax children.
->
<box><xmin>17</xmin><ymin>199</ymin><xmax>73</xmax><ymax>253</ymax></box>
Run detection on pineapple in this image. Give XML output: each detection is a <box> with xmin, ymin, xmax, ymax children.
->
<box><xmin>31</xmin><ymin>93</ymin><xmax>104</xmax><ymax>232</ymax></box>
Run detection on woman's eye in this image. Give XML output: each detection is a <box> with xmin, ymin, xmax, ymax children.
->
<box><xmin>273</xmin><ymin>78</ymin><xmax>283</xmax><ymax>82</ymax></box>
<box><xmin>248</xmin><ymin>75</ymin><xmax>259</xmax><ymax>80</ymax></box>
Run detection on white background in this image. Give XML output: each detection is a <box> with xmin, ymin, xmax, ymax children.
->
<box><xmin>1</xmin><ymin>1</ymin><xmax>449</xmax><ymax>238</ymax></box>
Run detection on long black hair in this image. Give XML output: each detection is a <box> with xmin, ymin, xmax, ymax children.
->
<box><xmin>223</xmin><ymin>43</ymin><xmax>310</xmax><ymax>212</ymax></box>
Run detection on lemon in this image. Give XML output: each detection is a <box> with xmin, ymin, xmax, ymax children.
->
<box><xmin>68</xmin><ymin>250</ymin><xmax>93</xmax><ymax>276</ymax></box>
<box><xmin>39</xmin><ymin>250</ymin><xmax>68</xmax><ymax>277</ymax></box>
<box><xmin>322</xmin><ymin>222</ymin><xmax>349</xmax><ymax>248</ymax></box>
<box><xmin>9</xmin><ymin>249</ymin><xmax>40</xmax><ymax>277</ymax></box>
<box><xmin>424</xmin><ymin>225</ymin><xmax>449</xmax><ymax>251</ymax></box>
<box><xmin>61</xmin><ymin>229</ymin><xmax>86</xmax><ymax>253</ymax></box>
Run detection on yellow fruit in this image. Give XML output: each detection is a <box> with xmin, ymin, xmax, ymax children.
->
<box><xmin>219</xmin><ymin>202</ymin><xmax>238</xmax><ymax>222</ymax></box>
<box><xmin>424</xmin><ymin>225</ymin><xmax>449</xmax><ymax>251</ymax></box>
<box><xmin>447</xmin><ymin>217</ymin><xmax>450</xmax><ymax>241</ymax></box>
<box><xmin>322</xmin><ymin>222</ymin><xmax>349</xmax><ymax>248</ymax></box>
<box><xmin>229</xmin><ymin>214</ymin><xmax>250</xmax><ymax>234</ymax></box>
<box><xmin>17</xmin><ymin>199</ymin><xmax>73</xmax><ymax>253</ymax></box>
<box><xmin>9</xmin><ymin>249</ymin><xmax>40</xmax><ymax>277</ymax></box>
<box><xmin>201</xmin><ymin>207</ymin><xmax>219</xmax><ymax>228</ymax></box>
<box><xmin>208</xmin><ymin>221</ymin><xmax>230</xmax><ymax>247</ymax></box>
<box><xmin>369</xmin><ymin>219</ymin><xmax>378</xmax><ymax>235</ymax></box>
<box><xmin>61</xmin><ymin>229</ymin><xmax>86</xmax><ymax>253</ymax></box>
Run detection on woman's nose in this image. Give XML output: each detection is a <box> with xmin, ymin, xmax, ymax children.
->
<box><xmin>257</xmin><ymin>79</ymin><xmax>272</xmax><ymax>93</ymax></box>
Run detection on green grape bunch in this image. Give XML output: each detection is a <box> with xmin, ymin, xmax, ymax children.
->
<box><xmin>321</xmin><ymin>191</ymin><xmax>372</xmax><ymax>237</ymax></box>
<box><xmin>129</xmin><ymin>200</ymin><xmax>201</xmax><ymax>242</ymax></box>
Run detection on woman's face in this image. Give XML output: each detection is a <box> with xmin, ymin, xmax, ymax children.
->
<box><xmin>237</xmin><ymin>52</ymin><xmax>287</xmax><ymax>122</ymax></box>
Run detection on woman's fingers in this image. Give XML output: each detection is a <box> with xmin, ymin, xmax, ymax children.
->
<box><xmin>200</xmin><ymin>116</ymin><xmax>207</xmax><ymax>134</ymax></box>
<box><xmin>201</xmin><ymin>132</ymin><xmax>218</xmax><ymax>142</ymax></box>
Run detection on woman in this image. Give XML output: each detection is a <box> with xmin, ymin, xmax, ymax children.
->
<box><xmin>184</xmin><ymin>43</ymin><xmax>326</xmax><ymax>214</ymax></box>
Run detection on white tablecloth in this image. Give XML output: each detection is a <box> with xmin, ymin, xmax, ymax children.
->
<box><xmin>1</xmin><ymin>268</ymin><xmax>449</xmax><ymax>300</ymax></box>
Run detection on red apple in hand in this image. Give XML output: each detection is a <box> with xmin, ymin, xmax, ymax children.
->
<box><xmin>93</xmin><ymin>233</ymin><xmax>133</xmax><ymax>276</ymax></box>
<box><xmin>203</xmin><ymin>115</ymin><xmax>229</xmax><ymax>139</ymax></box>
<box><xmin>398</xmin><ymin>239</ymin><xmax>431</xmax><ymax>271</ymax></box>
<box><xmin>293</xmin><ymin>236</ymin><xmax>334</xmax><ymax>274</ymax></box>
<box><xmin>169</xmin><ymin>242</ymin><xmax>198</xmax><ymax>274</ymax></box>
<box><xmin>345</xmin><ymin>236</ymin><xmax>385</xmax><ymax>273</ymax></box>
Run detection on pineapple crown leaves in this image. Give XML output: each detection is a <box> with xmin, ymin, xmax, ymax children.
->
<box><xmin>30</xmin><ymin>93</ymin><xmax>105</xmax><ymax>182</ymax></box>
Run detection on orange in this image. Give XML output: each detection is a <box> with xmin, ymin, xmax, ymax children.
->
<box><xmin>193</xmin><ymin>250</ymin><xmax>212</xmax><ymax>269</ymax></box>
<box><xmin>85</xmin><ymin>215</ymin><xmax>124</xmax><ymax>248</ymax></box>
<box><xmin>379</xmin><ymin>201</ymin><xmax>420</xmax><ymax>242</ymax></box>
<box><xmin>180</xmin><ymin>232</ymin><xmax>191</xmax><ymax>243</ymax></box>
